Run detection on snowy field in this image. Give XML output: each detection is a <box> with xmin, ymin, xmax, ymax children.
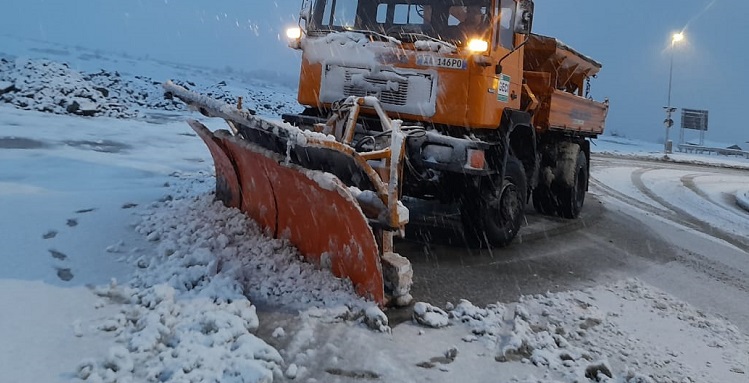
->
<box><xmin>2</xmin><ymin>37</ymin><xmax>749</xmax><ymax>383</ymax></box>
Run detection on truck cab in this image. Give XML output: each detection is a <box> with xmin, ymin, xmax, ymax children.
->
<box><xmin>290</xmin><ymin>0</ymin><xmax>532</xmax><ymax>131</ymax></box>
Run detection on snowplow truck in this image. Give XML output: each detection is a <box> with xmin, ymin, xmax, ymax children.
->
<box><xmin>164</xmin><ymin>0</ymin><xmax>608</xmax><ymax>306</ymax></box>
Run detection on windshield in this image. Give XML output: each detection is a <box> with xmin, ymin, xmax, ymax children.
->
<box><xmin>308</xmin><ymin>0</ymin><xmax>493</xmax><ymax>45</ymax></box>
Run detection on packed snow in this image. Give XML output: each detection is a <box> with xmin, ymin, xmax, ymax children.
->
<box><xmin>1</xmin><ymin>35</ymin><xmax>749</xmax><ymax>383</ymax></box>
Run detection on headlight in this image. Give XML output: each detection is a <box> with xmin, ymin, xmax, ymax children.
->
<box><xmin>286</xmin><ymin>27</ymin><xmax>302</xmax><ymax>39</ymax></box>
<box><xmin>467</xmin><ymin>39</ymin><xmax>489</xmax><ymax>53</ymax></box>
<box><xmin>466</xmin><ymin>149</ymin><xmax>486</xmax><ymax>170</ymax></box>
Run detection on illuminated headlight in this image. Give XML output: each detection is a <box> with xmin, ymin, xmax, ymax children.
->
<box><xmin>286</xmin><ymin>27</ymin><xmax>302</xmax><ymax>39</ymax></box>
<box><xmin>467</xmin><ymin>39</ymin><xmax>489</xmax><ymax>53</ymax></box>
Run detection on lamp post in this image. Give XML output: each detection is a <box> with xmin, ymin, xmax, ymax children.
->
<box><xmin>664</xmin><ymin>32</ymin><xmax>684</xmax><ymax>154</ymax></box>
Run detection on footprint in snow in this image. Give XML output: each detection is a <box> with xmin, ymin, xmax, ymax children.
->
<box><xmin>49</xmin><ymin>249</ymin><xmax>68</xmax><ymax>261</ymax></box>
<box><xmin>416</xmin><ymin>347</ymin><xmax>458</xmax><ymax>370</ymax></box>
<box><xmin>325</xmin><ymin>369</ymin><xmax>379</xmax><ymax>380</ymax></box>
<box><xmin>55</xmin><ymin>267</ymin><xmax>74</xmax><ymax>282</ymax></box>
<box><xmin>42</xmin><ymin>230</ymin><xmax>57</xmax><ymax>239</ymax></box>
<box><xmin>75</xmin><ymin>208</ymin><xmax>97</xmax><ymax>214</ymax></box>
<box><xmin>66</xmin><ymin>218</ymin><xmax>78</xmax><ymax>227</ymax></box>
<box><xmin>121</xmin><ymin>202</ymin><xmax>138</xmax><ymax>209</ymax></box>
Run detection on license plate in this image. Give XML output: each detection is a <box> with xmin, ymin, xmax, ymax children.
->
<box><xmin>417</xmin><ymin>55</ymin><xmax>466</xmax><ymax>70</ymax></box>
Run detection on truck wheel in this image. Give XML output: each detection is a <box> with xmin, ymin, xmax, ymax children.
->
<box><xmin>557</xmin><ymin>150</ymin><xmax>588</xmax><ymax>218</ymax></box>
<box><xmin>461</xmin><ymin>157</ymin><xmax>526</xmax><ymax>247</ymax></box>
<box><xmin>532</xmin><ymin>184</ymin><xmax>557</xmax><ymax>216</ymax></box>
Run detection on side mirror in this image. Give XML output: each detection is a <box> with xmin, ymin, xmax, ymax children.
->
<box><xmin>513</xmin><ymin>0</ymin><xmax>534</xmax><ymax>35</ymax></box>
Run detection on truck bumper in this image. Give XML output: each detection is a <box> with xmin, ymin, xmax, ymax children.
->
<box><xmin>282</xmin><ymin>113</ymin><xmax>501</xmax><ymax>177</ymax></box>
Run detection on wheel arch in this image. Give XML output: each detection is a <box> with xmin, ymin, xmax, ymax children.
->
<box><xmin>500</xmin><ymin>109</ymin><xmax>538</xmax><ymax>192</ymax></box>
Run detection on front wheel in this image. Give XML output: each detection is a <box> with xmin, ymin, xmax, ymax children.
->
<box><xmin>461</xmin><ymin>157</ymin><xmax>527</xmax><ymax>247</ymax></box>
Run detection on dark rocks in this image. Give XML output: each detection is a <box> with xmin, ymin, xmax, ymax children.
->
<box><xmin>66</xmin><ymin>100</ymin><xmax>80</xmax><ymax>114</ymax></box>
<box><xmin>94</xmin><ymin>86</ymin><xmax>109</xmax><ymax>97</ymax></box>
<box><xmin>0</xmin><ymin>81</ymin><xmax>16</xmax><ymax>95</ymax></box>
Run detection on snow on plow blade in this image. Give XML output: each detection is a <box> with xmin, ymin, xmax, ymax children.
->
<box><xmin>164</xmin><ymin>81</ymin><xmax>412</xmax><ymax>306</ymax></box>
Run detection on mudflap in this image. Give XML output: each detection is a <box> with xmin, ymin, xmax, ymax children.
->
<box><xmin>189</xmin><ymin>120</ymin><xmax>386</xmax><ymax>304</ymax></box>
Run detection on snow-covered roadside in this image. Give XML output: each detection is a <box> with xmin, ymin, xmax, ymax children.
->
<box><xmin>73</xmin><ymin>169</ymin><xmax>749</xmax><ymax>383</ymax></box>
<box><xmin>592</xmin><ymin>136</ymin><xmax>749</xmax><ymax>170</ymax></box>
<box><xmin>73</xmin><ymin>173</ymin><xmax>394</xmax><ymax>382</ymax></box>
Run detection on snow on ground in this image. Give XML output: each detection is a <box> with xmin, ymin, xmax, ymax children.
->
<box><xmin>738</xmin><ymin>190</ymin><xmax>749</xmax><ymax>211</ymax></box>
<box><xmin>586</xmin><ymin>166</ymin><xmax>670</xmax><ymax>214</ymax></box>
<box><xmin>2</xmin><ymin>37</ymin><xmax>749</xmax><ymax>382</ymax></box>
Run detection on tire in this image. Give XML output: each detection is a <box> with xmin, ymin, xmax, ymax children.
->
<box><xmin>532</xmin><ymin>184</ymin><xmax>557</xmax><ymax>216</ymax></box>
<box><xmin>461</xmin><ymin>157</ymin><xmax>527</xmax><ymax>247</ymax></box>
<box><xmin>557</xmin><ymin>150</ymin><xmax>588</xmax><ymax>218</ymax></box>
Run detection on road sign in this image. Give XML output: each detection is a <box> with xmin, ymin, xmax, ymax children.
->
<box><xmin>681</xmin><ymin>109</ymin><xmax>708</xmax><ymax>131</ymax></box>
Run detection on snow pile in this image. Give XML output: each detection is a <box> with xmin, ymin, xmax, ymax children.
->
<box><xmin>0</xmin><ymin>57</ymin><xmax>128</xmax><ymax>117</ymax></box>
<box><xmin>463</xmin><ymin>295</ymin><xmax>632</xmax><ymax>382</ymax></box>
<box><xmin>131</xmin><ymin>177</ymin><xmax>363</xmax><ymax>309</ymax></box>
<box><xmin>78</xmin><ymin>174</ymin><xmax>385</xmax><ymax>381</ymax></box>
<box><xmin>413</xmin><ymin>302</ymin><xmax>450</xmax><ymax>328</ymax></box>
<box><xmin>439</xmin><ymin>279</ymin><xmax>749</xmax><ymax>382</ymax></box>
<box><xmin>82</xmin><ymin>281</ymin><xmax>283</xmax><ymax>383</ymax></box>
<box><xmin>0</xmin><ymin>57</ymin><xmax>300</xmax><ymax>119</ymax></box>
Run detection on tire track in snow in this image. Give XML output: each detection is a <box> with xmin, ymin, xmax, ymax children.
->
<box><xmin>589</xmin><ymin>172</ymin><xmax>684</xmax><ymax>225</ymax></box>
<box><xmin>631</xmin><ymin>169</ymin><xmax>749</xmax><ymax>253</ymax></box>
<box><xmin>591</xmin><ymin>164</ymin><xmax>749</xmax><ymax>294</ymax></box>
<box><xmin>680</xmin><ymin>173</ymin><xmax>749</xmax><ymax>221</ymax></box>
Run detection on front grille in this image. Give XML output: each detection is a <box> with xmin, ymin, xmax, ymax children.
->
<box><xmin>343</xmin><ymin>71</ymin><xmax>409</xmax><ymax>106</ymax></box>
<box><xmin>320</xmin><ymin>65</ymin><xmax>437</xmax><ymax>117</ymax></box>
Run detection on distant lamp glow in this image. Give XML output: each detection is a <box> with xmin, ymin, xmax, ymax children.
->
<box><xmin>467</xmin><ymin>39</ymin><xmax>489</xmax><ymax>53</ymax></box>
<box><xmin>286</xmin><ymin>27</ymin><xmax>302</xmax><ymax>40</ymax></box>
<box><xmin>672</xmin><ymin>32</ymin><xmax>684</xmax><ymax>43</ymax></box>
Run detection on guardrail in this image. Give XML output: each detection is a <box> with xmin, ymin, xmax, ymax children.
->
<box><xmin>677</xmin><ymin>144</ymin><xmax>749</xmax><ymax>159</ymax></box>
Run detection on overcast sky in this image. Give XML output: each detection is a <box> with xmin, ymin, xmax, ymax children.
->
<box><xmin>1</xmin><ymin>0</ymin><xmax>746</xmax><ymax>144</ymax></box>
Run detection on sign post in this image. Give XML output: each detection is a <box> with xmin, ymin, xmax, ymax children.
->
<box><xmin>663</xmin><ymin>107</ymin><xmax>676</xmax><ymax>153</ymax></box>
<box><xmin>681</xmin><ymin>109</ymin><xmax>709</xmax><ymax>146</ymax></box>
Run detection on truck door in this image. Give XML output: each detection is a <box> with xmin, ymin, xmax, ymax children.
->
<box><xmin>491</xmin><ymin>0</ymin><xmax>522</xmax><ymax>111</ymax></box>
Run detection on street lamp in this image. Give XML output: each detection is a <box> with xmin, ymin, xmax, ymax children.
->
<box><xmin>664</xmin><ymin>32</ymin><xmax>684</xmax><ymax>154</ymax></box>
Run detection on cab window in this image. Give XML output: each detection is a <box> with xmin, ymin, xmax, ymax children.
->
<box><xmin>496</xmin><ymin>0</ymin><xmax>516</xmax><ymax>48</ymax></box>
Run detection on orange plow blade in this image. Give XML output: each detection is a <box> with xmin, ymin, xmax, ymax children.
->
<box><xmin>189</xmin><ymin>120</ymin><xmax>385</xmax><ymax>304</ymax></box>
<box><xmin>164</xmin><ymin>81</ymin><xmax>412</xmax><ymax>306</ymax></box>
<box><xmin>189</xmin><ymin>122</ymin><xmax>241</xmax><ymax>210</ymax></box>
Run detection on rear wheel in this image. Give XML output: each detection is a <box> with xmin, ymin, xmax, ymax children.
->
<box><xmin>557</xmin><ymin>150</ymin><xmax>588</xmax><ymax>218</ymax></box>
<box><xmin>461</xmin><ymin>157</ymin><xmax>527</xmax><ymax>247</ymax></box>
<box><xmin>532</xmin><ymin>184</ymin><xmax>556</xmax><ymax>216</ymax></box>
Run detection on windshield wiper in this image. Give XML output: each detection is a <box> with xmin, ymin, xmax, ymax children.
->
<box><xmin>343</xmin><ymin>28</ymin><xmax>401</xmax><ymax>44</ymax></box>
<box><xmin>309</xmin><ymin>27</ymin><xmax>401</xmax><ymax>45</ymax></box>
<box><xmin>401</xmin><ymin>33</ymin><xmax>457</xmax><ymax>52</ymax></box>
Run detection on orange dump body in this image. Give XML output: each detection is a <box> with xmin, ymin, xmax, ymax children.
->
<box><xmin>523</xmin><ymin>34</ymin><xmax>609</xmax><ymax>136</ymax></box>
